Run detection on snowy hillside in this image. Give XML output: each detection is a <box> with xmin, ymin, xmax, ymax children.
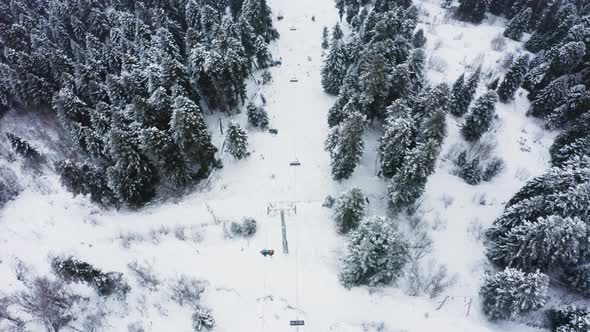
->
<box><xmin>1</xmin><ymin>0</ymin><xmax>589</xmax><ymax>331</ymax></box>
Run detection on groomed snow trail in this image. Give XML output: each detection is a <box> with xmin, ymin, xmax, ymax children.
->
<box><xmin>0</xmin><ymin>0</ymin><xmax>557</xmax><ymax>331</ymax></box>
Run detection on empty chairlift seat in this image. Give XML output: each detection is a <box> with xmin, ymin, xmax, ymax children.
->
<box><xmin>290</xmin><ymin>159</ymin><xmax>301</xmax><ymax>166</ymax></box>
<box><xmin>289</xmin><ymin>26</ymin><xmax>297</xmax><ymax>31</ymax></box>
<box><xmin>289</xmin><ymin>77</ymin><xmax>298</xmax><ymax>82</ymax></box>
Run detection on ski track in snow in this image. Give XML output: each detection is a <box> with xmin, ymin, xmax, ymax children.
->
<box><xmin>0</xmin><ymin>0</ymin><xmax>560</xmax><ymax>331</ymax></box>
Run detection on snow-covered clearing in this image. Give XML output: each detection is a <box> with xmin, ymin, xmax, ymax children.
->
<box><xmin>0</xmin><ymin>0</ymin><xmax>559</xmax><ymax>331</ymax></box>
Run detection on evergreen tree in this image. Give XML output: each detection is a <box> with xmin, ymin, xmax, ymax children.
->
<box><xmin>451</xmin><ymin>68</ymin><xmax>481</xmax><ymax>117</ymax></box>
<box><xmin>504</xmin><ymin>8</ymin><xmax>532</xmax><ymax>41</ymax></box>
<box><xmin>552</xmin><ymin>306</ymin><xmax>590</xmax><ymax>332</ymax></box>
<box><xmin>246</xmin><ymin>102</ymin><xmax>269</xmax><ymax>128</ymax></box>
<box><xmin>325</xmin><ymin>111</ymin><xmax>366</xmax><ymax>180</ymax></box>
<box><xmin>332</xmin><ymin>23</ymin><xmax>344</xmax><ymax>42</ymax></box>
<box><xmin>545</xmin><ymin>85</ymin><xmax>590</xmax><ymax>130</ymax></box>
<box><xmin>417</xmin><ymin>109</ymin><xmax>447</xmax><ymax>145</ymax></box>
<box><xmin>334</xmin><ymin>188</ymin><xmax>367</xmax><ymax>234</ymax></box>
<box><xmin>412</xmin><ymin>28</ymin><xmax>427</xmax><ymax>48</ymax></box>
<box><xmin>550</xmin><ymin>115</ymin><xmax>590</xmax><ymax>167</ymax></box>
<box><xmin>449</xmin><ymin>73</ymin><xmax>466</xmax><ymax>116</ymax></box>
<box><xmin>388</xmin><ymin>139</ymin><xmax>440</xmax><ymax>209</ymax></box>
<box><xmin>321</xmin><ymin>40</ymin><xmax>349</xmax><ymax>95</ymax></box>
<box><xmin>241</xmin><ymin>0</ymin><xmax>278</xmax><ymax>42</ymax></box>
<box><xmin>461</xmin><ymin>91</ymin><xmax>498</xmax><ymax>142</ymax></box>
<box><xmin>56</xmin><ymin>160</ymin><xmax>118</xmax><ymax>207</ymax></box>
<box><xmin>498</xmin><ymin>55</ymin><xmax>529</xmax><ymax>103</ymax></box>
<box><xmin>5</xmin><ymin>132</ymin><xmax>40</xmax><ymax>160</ymax></box>
<box><xmin>141</xmin><ymin>128</ymin><xmax>191</xmax><ymax>188</ymax></box>
<box><xmin>562</xmin><ymin>265</ymin><xmax>590</xmax><ymax>298</ymax></box>
<box><xmin>339</xmin><ymin>216</ymin><xmax>409</xmax><ymax>288</ymax></box>
<box><xmin>488</xmin><ymin>216</ymin><xmax>590</xmax><ymax>271</ymax></box>
<box><xmin>457</xmin><ymin>0</ymin><xmax>489</xmax><ymax>24</ymax></box>
<box><xmin>226</xmin><ymin>122</ymin><xmax>249</xmax><ymax>159</ymax></box>
<box><xmin>254</xmin><ymin>35</ymin><xmax>272</xmax><ymax>68</ymax></box>
<box><xmin>480</xmin><ymin>268</ymin><xmax>549</xmax><ymax>320</ymax></box>
<box><xmin>461</xmin><ymin>157</ymin><xmax>483</xmax><ymax>185</ymax></box>
<box><xmin>170</xmin><ymin>96</ymin><xmax>216</xmax><ymax>169</ymax></box>
<box><xmin>487</xmin><ymin>77</ymin><xmax>500</xmax><ymax>90</ymax></box>
<box><xmin>107</xmin><ymin>126</ymin><xmax>159</xmax><ymax>207</ymax></box>
<box><xmin>380</xmin><ymin>112</ymin><xmax>416</xmax><ymax>178</ymax></box>
<box><xmin>322</xmin><ymin>26</ymin><xmax>330</xmax><ymax>49</ymax></box>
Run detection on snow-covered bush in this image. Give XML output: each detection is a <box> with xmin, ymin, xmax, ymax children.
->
<box><xmin>13</xmin><ymin>277</ymin><xmax>76</xmax><ymax>332</ymax></box>
<box><xmin>333</xmin><ymin>188</ymin><xmax>366</xmax><ymax>234</ymax></box>
<box><xmin>0</xmin><ymin>168</ymin><xmax>20</xmax><ymax>208</ymax></box>
<box><xmin>322</xmin><ymin>195</ymin><xmax>335</xmax><ymax>208</ymax></box>
<box><xmin>128</xmin><ymin>261</ymin><xmax>160</xmax><ymax>291</ymax></box>
<box><xmin>230</xmin><ymin>218</ymin><xmax>257</xmax><ymax>237</ymax></box>
<box><xmin>192</xmin><ymin>307</ymin><xmax>215</xmax><ymax>331</ymax></box>
<box><xmin>169</xmin><ymin>276</ymin><xmax>206</xmax><ymax>306</ymax></box>
<box><xmin>407</xmin><ymin>261</ymin><xmax>457</xmax><ymax>298</ymax></box>
<box><xmin>482</xmin><ymin>158</ymin><xmax>505</xmax><ymax>181</ymax></box>
<box><xmin>480</xmin><ymin>268</ymin><xmax>549</xmax><ymax>320</ymax></box>
<box><xmin>339</xmin><ymin>217</ymin><xmax>409</xmax><ymax>288</ymax></box>
<box><xmin>52</xmin><ymin>257</ymin><xmax>130</xmax><ymax>298</ymax></box>
<box><xmin>551</xmin><ymin>306</ymin><xmax>590</xmax><ymax>332</ymax></box>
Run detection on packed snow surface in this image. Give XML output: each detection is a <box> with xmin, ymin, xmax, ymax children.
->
<box><xmin>0</xmin><ymin>0</ymin><xmax>558</xmax><ymax>331</ymax></box>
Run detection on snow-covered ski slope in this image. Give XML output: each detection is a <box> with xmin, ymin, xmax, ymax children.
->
<box><xmin>0</xmin><ymin>0</ymin><xmax>559</xmax><ymax>331</ymax></box>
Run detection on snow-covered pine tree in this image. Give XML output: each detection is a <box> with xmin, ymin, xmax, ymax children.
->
<box><xmin>170</xmin><ymin>96</ymin><xmax>217</xmax><ymax>169</ymax></box>
<box><xmin>325</xmin><ymin>111</ymin><xmax>366</xmax><ymax>180</ymax></box>
<box><xmin>107</xmin><ymin>126</ymin><xmax>159</xmax><ymax>207</ymax></box>
<box><xmin>380</xmin><ymin>112</ymin><xmax>416</xmax><ymax>178</ymax></box>
<box><xmin>550</xmin><ymin>114</ymin><xmax>590</xmax><ymax>167</ymax></box>
<box><xmin>412</xmin><ymin>28</ymin><xmax>427</xmax><ymax>48</ymax></box>
<box><xmin>461</xmin><ymin>91</ymin><xmax>498</xmax><ymax>142</ymax></box>
<box><xmin>461</xmin><ymin>157</ymin><xmax>483</xmax><ymax>185</ymax></box>
<box><xmin>321</xmin><ymin>39</ymin><xmax>349</xmax><ymax>95</ymax></box>
<box><xmin>322</xmin><ymin>26</ymin><xmax>330</xmax><ymax>49</ymax></box>
<box><xmin>333</xmin><ymin>188</ymin><xmax>367</xmax><ymax>234</ymax></box>
<box><xmin>545</xmin><ymin>85</ymin><xmax>590</xmax><ymax>130</ymax></box>
<box><xmin>480</xmin><ymin>268</ymin><xmax>549</xmax><ymax>320</ymax></box>
<box><xmin>452</xmin><ymin>67</ymin><xmax>482</xmax><ymax>117</ymax></box>
<box><xmin>141</xmin><ymin>127</ymin><xmax>191</xmax><ymax>188</ymax></box>
<box><xmin>226</xmin><ymin>121</ymin><xmax>249</xmax><ymax>159</ymax></box>
<box><xmin>449</xmin><ymin>73</ymin><xmax>466</xmax><ymax>116</ymax></box>
<box><xmin>497</xmin><ymin>55</ymin><xmax>529</xmax><ymax>103</ymax></box>
<box><xmin>503</xmin><ymin>8</ymin><xmax>532</xmax><ymax>41</ymax></box>
<box><xmin>562</xmin><ymin>265</ymin><xmax>590</xmax><ymax>298</ymax></box>
<box><xmin>240</xmin><ymin>0</ymin><xmax>278</xmax><ymax>42</ymax></box>
<box><xmin>488</xmin><ymin>216</ymin><xmax>590</xmax><ymax>271</ymax></box>
<box><xmin>388</xmin><ymin>139</ymin><xmax>441</xmax><ymax>209</ymax></box>
<box><xmin>457</xmin><ymin>0</ymin><xmax>488</xmax><ymax>24</ymax></box>
<box><xmin>5</xmin><ymin>133</ymin><xmax>40</xmax><ymax>160</ymax></box>
<box><xmin>339</xmin><ymin>216</ymin><xmax>409</xmax><ymax>288</ymax></box>
<box><xmin>552</xmin><ymin>306</ymin><xmax>590</xmax><ymax>332</ymax></box>
<box><xmin>332</xmin><ymin>23</ymin><xmax>344</xmax><ymax>41</ymax></box>
<box><xmin>246</xmin><ymin>101</ymin><xmax>269</xmax><ymax>128</ymax></box>
<box><xmin>56</xmin><ymin>160</ymin><xmax>118</xmax><ymax>207</ymax></box>
<box><xmin>254</xmin><ymin>35</ymin><xmax>272</xmax><ymax>68</ymax></box>
<box><xmin>417</xmin><ymin>109</ymin><xmax>447</xmax><ymax>146</ymax></box>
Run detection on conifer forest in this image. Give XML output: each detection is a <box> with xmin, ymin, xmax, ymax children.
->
<box><xmin>0</xmin><ymin>0</ymin><xmax>590</xmax><ymax>331</ymax></box>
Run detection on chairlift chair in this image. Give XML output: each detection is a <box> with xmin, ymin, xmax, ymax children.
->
<box><xmin>290</xmin><ymin>159</ymin><xmax>301</xmax><ymax>166</ymax></box>
<box><xmin>289</xmin><ymin>77</ymin><xmax>298</xmax><ymax>82</ymax></box>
